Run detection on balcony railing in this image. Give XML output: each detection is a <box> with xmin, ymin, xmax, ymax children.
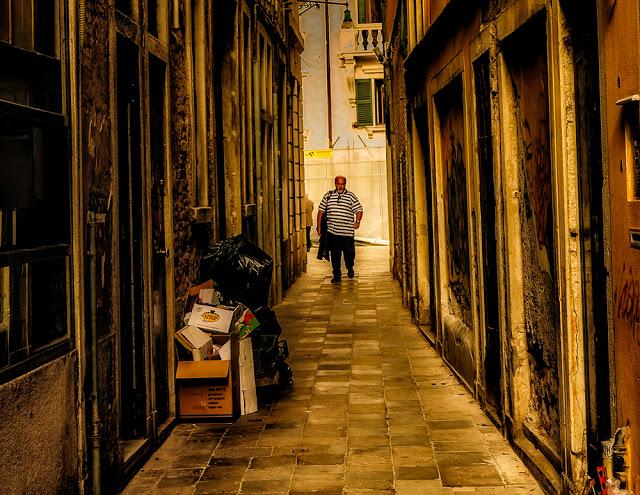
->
<box><xmin>340</xmin><ymin>23</ymin><xmax>383</xmax><ymax>54</ymax></box>
<box><xmin>355</xmin><ymin>23</ymin><xmax>382</xmax><ymax>52</ymax></box>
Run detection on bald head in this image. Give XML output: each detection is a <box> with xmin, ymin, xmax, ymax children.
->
<box><xmin>335</xmin><ymin>176</ymin><xmax>347</xmax><ymax>192</ymax></box>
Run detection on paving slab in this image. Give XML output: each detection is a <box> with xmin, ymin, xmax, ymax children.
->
<box><xmin>124</xmin><ymin>247</ymin><xmax>544</xmax><ymax>494</ymax></box>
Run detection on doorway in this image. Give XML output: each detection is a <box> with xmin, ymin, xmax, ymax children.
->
<box><xmin>117</xmin><ymin>36</ymin><xmax>147</xmax><ymax>455</ymax></box>
<box><xmin>569</xmin><ymin>0</ymin><xmax>611</xmax><ymax>472</ymax></box>
<box><xmin>413</xmin><ymin>104</ymin><xmax>437</xmax><ymax>341</ymax></box>
<box><xmin>474</xmin><ymin>53</ymin><xmax>503</xmax><ymax>422</ymax></box>
<box><xmin>148</xmin><ymin>55</ymin><xmax>170</xmax><ymax>430</ymax></box>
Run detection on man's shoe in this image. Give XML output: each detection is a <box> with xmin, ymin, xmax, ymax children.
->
<box><xmin>331</xmin><ymin>277</ymin><xmax>341</xmax><ymax>283</ymax></box>
<box><xmin>347</xmin><ymin>268</ymin><xmax>355</xmax><ymax>279</ymax></box>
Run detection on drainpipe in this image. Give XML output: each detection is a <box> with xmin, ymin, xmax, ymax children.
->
<box><xmin>253</xmin><ymin>4</ymin><xmax>264</xmax><ymax>248</ymax></box>
<box><xmin>324</xmin><ymin>3</ymin><xmax>333</xmax><ymax>147</ymax></box>
<box><xmin>79</xmin><ymin>0</ymin><xmax>86</xmax><ymax>46</ymax></box>
<box><xmin>274</xmin><ymin>82</ymin><xmax>283</xmax><ymax>301</ymax></box>
<box><xmin>172</xmin><ymin>0</ymin><xmax>180</xmax><ymax>29</ymax></box>
<box><xmin>87</xmin><ymin>207</ymin><xmax>104</xmax><ymax>495</ymax></box>
<box><xmin>399</xmin><ymin>156</ymin><xmax>408</xmax><ymax>304</ymax></box>
<box><xmin>406</xmin><ymin>110</ymin><xmax>418</xmax><ymax>314</ymax></box>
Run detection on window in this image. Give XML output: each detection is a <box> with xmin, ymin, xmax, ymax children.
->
<box><xmin>357</xmin><ymin>0</ymin><xmax>382</xmax><ymax>23</ymax></box>
<box><xmin>623</xmin><ymin>102</ymin><xmax>640</xmax><ymax>200</ymax></box>
<box><xmin>0</xmin><ymin>0</ymin><xmax>71</xmax><ymax>381</ymax></box>
<box><xmin>355</xmin><ymin>78</ymin><xmax>385</xmax><ymax>127</ymax></box>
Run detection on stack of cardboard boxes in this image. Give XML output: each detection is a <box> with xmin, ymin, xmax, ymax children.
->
<box><xmin>174</xmin><ymin>280</ymin><xmax>260</xmax><ymax>419</ymax></box>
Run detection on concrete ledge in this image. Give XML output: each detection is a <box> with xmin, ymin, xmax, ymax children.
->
<box><xmin>513</xmin><ymin>433</ymin><xmax>562</xmax><ymax>495</ymax></box>
<box><xmin>441</xmin><ymin>312</ymin><xmax>475</xmax><ymax>390</ymax></box>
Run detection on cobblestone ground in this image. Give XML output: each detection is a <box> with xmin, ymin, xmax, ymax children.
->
<box><xmin>123</xmin><ymin>246</ymin><xmax>544</xmax><ymax>495</ymax></box>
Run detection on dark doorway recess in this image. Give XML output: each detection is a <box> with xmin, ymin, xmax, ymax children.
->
<box><xmin>413</xmin><ymin>104</ymin><xmax>437</xmax><ymax>341</ymax></box>
<box><xmin>148</xmin><ymin>54</ymin><xmax>170</xmax><ymax>429</ymax></box>
<box><xmin>116</xmin><ymin>36</ymin><xmax>147</xmax><ymax>448</ymax></box>
<box><xmin>567</xmin><ymin>0</ymin><xmax>611</xmax><ymax>474</ymax></box>
<box><xmin>474</xmin><ymin>53</ymin><xmax>503</xmax><ymax>424</ymax></box>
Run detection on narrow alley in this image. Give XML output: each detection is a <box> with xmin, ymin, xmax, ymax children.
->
<box><xmin>124</xmin><ymin>246</ymin><xmax>543</xmax><ymax>495</ymax></box>
<box><xmin>2</xmin><ymin>1</ymin><xmax>638</xmax><ymax>494</ymax></box>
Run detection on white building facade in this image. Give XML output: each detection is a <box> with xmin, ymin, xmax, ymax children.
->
<box><xmin>300</xmin><ymin>0</ymin><xmax>388</xmax><ymax>243</ymax></box>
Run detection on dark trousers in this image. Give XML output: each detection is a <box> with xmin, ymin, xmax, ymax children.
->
<box><xmin>328</xmin><ymin>233</ymin><xmax>355</xmax><ymax>278</ymax></box>
<box><xmin>306</xmin><ymin>226</ymin><xmax>311</xmax><ymax>252</ymax></box>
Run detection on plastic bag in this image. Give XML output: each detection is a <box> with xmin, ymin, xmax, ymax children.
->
<box><xmin>201</xmin><ymin>235</ymin><xmax>274</xmax><ymax>310</ymax></box>
<box><xmin>253</xmin><ymin>306</ymin><xmax>282</xmax><ymax>336</ymax></box>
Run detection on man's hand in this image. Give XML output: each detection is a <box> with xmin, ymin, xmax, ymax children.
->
<box><xmin>354</xmin><ymin>211</ymin><xmax>363</xmax><ymax>229</ymax></box>
<box><xmin>316</xmin><ymin>210</ymin><xmax>325</xmax><ymax>237</ymax></box>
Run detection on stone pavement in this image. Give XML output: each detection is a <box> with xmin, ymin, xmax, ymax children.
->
<box><xmin>123</xmin><ymin>246</ymin><xmax>544</xmax><ymax>495</ymax></box>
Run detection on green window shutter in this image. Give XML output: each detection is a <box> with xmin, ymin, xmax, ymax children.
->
<box><xmin>358</xmin><ymin>0</ymin><xmax>367</xmax><ymax>23</ymax></box>
<box><xmin>355</xmin><ymin>79</ymin><xmax>373</xmax><ymax>127</ymax></box>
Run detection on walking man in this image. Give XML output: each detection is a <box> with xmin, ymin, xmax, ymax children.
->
<box><xmin>316</xmin><ymin>176</ymin><xmax>363</xmax><ymax>283</ymax></box>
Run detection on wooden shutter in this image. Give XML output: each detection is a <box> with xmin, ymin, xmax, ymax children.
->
<box><xmin>358</xmin><ymin>0</ymin><xmax>366</xmax><ymax>23</ymax></box>
<box><xmin>355</xmin><ymin>79</ymin><xmax>373</xmax><ymax>127</ymax></box>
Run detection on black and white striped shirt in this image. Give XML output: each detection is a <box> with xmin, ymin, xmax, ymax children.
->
<box><xmin>318</xmin><ymin>189</ymin><xmax>363</xmax><ymax>237</ymax></box>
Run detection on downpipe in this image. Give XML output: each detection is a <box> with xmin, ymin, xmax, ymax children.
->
<box><xmin>79</xmin><ymin>0</ymin><xmax>86</xmax><ymax>46</ymax></box>
<box><xmin>87</xmin><ymin>209</ymin><xmax>103</xmax><ymax>495</ymax></box>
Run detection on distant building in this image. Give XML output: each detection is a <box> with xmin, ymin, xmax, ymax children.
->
<box><xmin>300</xmin><ymin>0</ymin><xmax>389</xmax><ymax>244</ymax></box>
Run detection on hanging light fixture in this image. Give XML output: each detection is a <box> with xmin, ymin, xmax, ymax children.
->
<box><xmin>296</xmin><ymin>1</ymin><xmax>350</xmax><ymax>18</ymax></box>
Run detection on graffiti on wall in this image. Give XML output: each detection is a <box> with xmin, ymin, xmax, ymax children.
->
<box><xmin>614</xmin><ymin>261</ymin><xmax>640</xmax><ymax>347</ymax></box>
<box><xmin>522</xmin><ymin>117</ymin><xmax>553</xmax><ymax>255</ymax></box>
<box><xmin>439</xmin><ymin>81</ymin><xmax>472</xmax><ymax>329</ymax></box>
<box><xmin>509</xmin><ymin>28</ymin><xmax>561</xmax><ymax>451</ymax></box>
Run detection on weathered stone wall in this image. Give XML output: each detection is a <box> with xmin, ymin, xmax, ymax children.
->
<box><xmin>82</xmin><ymin>0</ymin><xmax>120</xmax><ymax>486</ymax></box>
<box><xmin>169</xmin><ymin>9</ymin><xmax>199</xmax><ymax>327</ymax></box>
<box><xmin>389</xmin><ymin>36</ymin><xmax>408</xmax><ymax>283</ymax></box>
<box><xmin>0</xmin><ymin>355</ymin><xmax>79</xmax><ymax>494</ymax></box>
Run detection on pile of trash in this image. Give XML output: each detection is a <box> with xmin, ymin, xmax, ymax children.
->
<box><xmin>174</xmin><ymin>235</ymin><xmax>292</xmax><ymax>417</ymax></box>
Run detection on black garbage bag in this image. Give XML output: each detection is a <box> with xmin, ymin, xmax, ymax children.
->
<box><xmin>201</xmin><ymin>235</ymin><xmax>273</xmax><ymax>310</ymax></box>
<box><xmin>253</xmin><ymin>306</ymin><xmax>282</xmax><ymax>336</ymax></box>
<box><xmin>251</xmin><ymin>334</ymin><xmax>293</xmax><ymax>387</ymax></box>
<box><xmin>251</xmin><ymin>334</ymin><xmax>279</xmax><ymax>379</ymax></box>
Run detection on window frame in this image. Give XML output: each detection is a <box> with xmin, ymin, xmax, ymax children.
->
<box><xmin>355</xmin><ymin>77</ymin><xmax>385</xmax><ymax>128</ymax></box>
<box><xmin>0</xmin><ymin>0</ymin><xmax>74</xmax><ymax>384</ymax></box>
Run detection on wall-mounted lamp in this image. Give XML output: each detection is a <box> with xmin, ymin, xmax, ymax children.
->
<box><xmin>296</xmin><ymin>1</ymin><xmax>351</xmax><ymax>19</ymax></box>
<box><xmin>341</xmin><ymin>6</ymin><xmax>353</xmax><ymax>27</ymax></box>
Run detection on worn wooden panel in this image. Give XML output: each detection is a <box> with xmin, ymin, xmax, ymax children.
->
<box><xmin>507</xmin><ymin>22</ymin><xmax>560</xmax><ymax>454</ymax></box>
<box><xmin>438</xmin><ymin>77</ymin><xmax>472</xmax><ymax>330</ymax></box>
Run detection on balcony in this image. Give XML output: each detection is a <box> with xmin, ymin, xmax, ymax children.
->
<box><xmin>337</xmin><ymin>22</ymin><xmax>384</xmax><ymax>108</ymax></box>
<box><xmin>339</xmin><ymin>23</ymin><xmax>383</xmax><ymax>55</ymax></box>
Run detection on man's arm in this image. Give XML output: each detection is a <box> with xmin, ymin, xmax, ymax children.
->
<box><xmin>317</xmin><ymin>210</ymin><xmax>324</xmax><ymax>236</ymax></box>
<box><xmin>354</xmin><ymin>211</ymin><xmax>362</xmax><ymax>229</ymax></box>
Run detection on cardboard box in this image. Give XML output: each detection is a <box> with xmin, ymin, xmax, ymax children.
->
<box><xmin>188</xmin><ymin>304</ymin><xmax>243</xmax><ymax>334</ymax></box>
<box><xmin>175</xmin><ymin>325</ymin><xmax>213</xmax><ymax>361</ymax></box>
<box><xmin>176</xmin><ymin>360</ymin><xmax>233</xmax><ymax>418</ymax></box>
<box><xmin>238</xmin><ymin>337</ymin><xmax>258</xmax><ymax>415</ymax></box>
<box><xmin>197</xmin><ymin>288</ymin><xmax>219</xmax><ymax>306</ymax></box>
<box><xmin>211</xmin><ymin>335</ymin><xmax>232</xmax><ymax>361</ymax></box>
<box><xmin>183</xmin><ymin>280</ymin><xmax>218</xmax><ymax>325</ymax></box>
